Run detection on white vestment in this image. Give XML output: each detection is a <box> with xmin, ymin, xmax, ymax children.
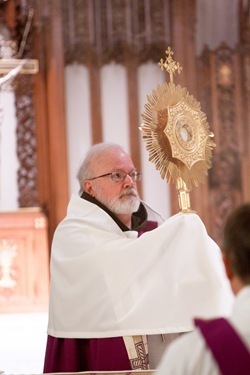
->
<box><xmin>157</xmin><ymin>286</ymin><xmax>250</xmax><ymax>375</ymax></box>
<box><xmin>47</xmin><ymin>194</ymin><xmax>234</xmax><ymax>338</ymax></box>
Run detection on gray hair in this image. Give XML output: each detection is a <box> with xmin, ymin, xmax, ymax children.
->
<box><xmin>76</xmin><ymin>142</ymin><xmax>127</xmax><ymax>195</ymax></box>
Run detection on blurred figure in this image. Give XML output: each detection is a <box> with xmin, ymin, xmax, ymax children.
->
<box><xmin>157</xmin><ymin>203</ymin><xmax>250</xmax><ymax>375</ymax></box>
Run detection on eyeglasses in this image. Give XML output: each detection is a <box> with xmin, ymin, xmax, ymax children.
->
<box><xmin>88</xmin><ymin>170</ymin><xmax>142</xmax><ymax>183</ymax></box>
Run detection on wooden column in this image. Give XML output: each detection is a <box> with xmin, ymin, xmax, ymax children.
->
<box><xmin>241</xmin><ymin>49</ymin><xmax>250</xmax><ymax>201</ymax></box>
<box><xmin>239</xmin><ymin>1</ymin><xmax>250</xmax><ymax>202</ymax></box>
<box><xmin>170</xmin><ymin>0</ymin><xmax>210</xmax><ymax>220</ymax></box>
<box><xmin>171</xmin><ymin>0</ymin><xmax>198</xmax><ymax>92</ymax></box>
<box><xmin>44</xmin><ymin>1</ymin><xmax>69</xmax><ymax>242</ymax></box>
<box><xmin>126</xmin><ymin>60</ymin><xmax>142</xmax><ymax>196</ymax></box>
<box><xmin>32</xmin><ymin>10</ymin><xmax>51</xmax><ymax>239</ymax></box>
<box><xmin>89</xmin><ymin>63</ymin><xmax>103</xmax><ymax>144</ymax></box>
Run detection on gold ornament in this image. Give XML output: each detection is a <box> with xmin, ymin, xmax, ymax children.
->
<box><xmin>140</xmin><ymin>48</ymin><xmax>215</xmax><ymax>212</ymax></box>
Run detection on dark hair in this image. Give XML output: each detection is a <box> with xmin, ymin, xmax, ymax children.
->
<box><xmin>222</xmin><ymin>204</ymin><xmax>250</xmax><ymax>284</ymax></box>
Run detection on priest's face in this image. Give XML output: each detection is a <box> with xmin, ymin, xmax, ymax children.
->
<box><xmin>84</xmin><ymin>147</ymin><xmax>140</xmax><ymax>215</ymax></box>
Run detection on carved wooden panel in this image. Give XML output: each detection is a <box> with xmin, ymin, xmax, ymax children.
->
<box><xmin>15</xmin><ymin>74</ymin><xmax>39</xmax><ymax>207</ymax></box>
<box><xmin>239</xmin><ymin>0</ymin><xmax>250</xmax><ymax>201</ymax></box>
<box><xmin>198</xmin><ymin>43</ymin><xmax>248</xmax><ymax>243</ymax></box>
<box><xmin>0</xmin><ymin>1</ymin><xmax>39</xmax><ymax>208</ymax></box>
<box><xmin>0</xmin><ymin>210</ymin><xmax>49</xmax><ymax>313</ymax></box>
<box><xmin>196</xmin><ymin>2</ymin><xmax>250</xmax><ymax>243</ymax></box>
<box><xmin>61</xmin><ymin>0</ymin><xmax>172</xmax><ymax>66</ymax></box>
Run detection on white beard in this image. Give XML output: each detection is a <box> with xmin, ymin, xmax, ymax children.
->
<box><xmin>95</xmin><ymin>187</ymin><xmax>140</xmax><ymax>215</ymax></box>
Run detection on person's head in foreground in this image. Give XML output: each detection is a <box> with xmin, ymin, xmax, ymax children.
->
<box><xmin>157</xmin><ymin>203</ymin><xmax>250</xmax><ymax>375</ymax></box>
<box><xmin>221</xmin><ymin>203</ymin><xmax>250</xmax><ymax>293</ymax></box>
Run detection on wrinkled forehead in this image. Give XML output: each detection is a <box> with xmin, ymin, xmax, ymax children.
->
<box><xmin>91</xmin><ymin>147</ymin><xmax>135</xmax><ymax>175</ymax></box>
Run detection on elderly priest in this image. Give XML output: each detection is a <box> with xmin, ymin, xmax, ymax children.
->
<box><xmin>43</xmin><ymin>142</ymin><xmax>233</xmax><ymax>373</ymax></box>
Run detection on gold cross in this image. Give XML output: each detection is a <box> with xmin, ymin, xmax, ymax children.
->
<box><xmin>158</xmin><ymin>46</ymin><xmax>182</xmax><ymax>83</ymax></box>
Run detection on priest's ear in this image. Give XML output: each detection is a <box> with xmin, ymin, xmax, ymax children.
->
<box><xmin>83</xmin><ymin>180</ymin><xmax>95</xmax><ymax>197</ymax></box>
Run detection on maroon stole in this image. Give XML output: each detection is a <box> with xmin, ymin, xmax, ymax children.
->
<box><xmin>195</xmin><ymin>317</ymin><xmax>250</xmax><ymax>375</ymax></box>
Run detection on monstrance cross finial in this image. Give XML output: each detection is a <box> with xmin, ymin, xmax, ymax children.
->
<box><xmin>158</xmin><ymin>47</ymin><xmax>183</xmax><ymax>83</ymax></box>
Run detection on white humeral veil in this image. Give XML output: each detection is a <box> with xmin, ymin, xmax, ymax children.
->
<box><xmin>47</xmin><ymin>194</ymin><xmax>234</xmax><ymax>338</ymax></box>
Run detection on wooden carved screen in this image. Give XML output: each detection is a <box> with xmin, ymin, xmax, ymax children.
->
<box><xmin>198</xmin><ymin>43</ymin><xmax>250</xmax><ymax>243</ymax></box>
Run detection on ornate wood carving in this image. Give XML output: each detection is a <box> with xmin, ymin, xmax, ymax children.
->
<box><xmin>239</xmin><ymin>0</ymin><xmax>250</xmax><ymax>201</ymax></box>
<box><xmin>196</xmin><ymin>2</ymin><xmax>250</xmax><ymax>243</ymax></box>
<box><xmin>198</xmin><ymin>43</ymin><xmax>247</xmax><ymax>243</ymax></box>
<box><xmin>0</xmin><ymin>209</ymin><xmax>49</xmax><ymax>313</ymax></box>
<box><xmin>0</xmin><ymin>2</ymin><xmax>39</xmax><ymax>207</ymax></box>
<box><xmin>15</xmin><ymin>74</ymin><xmax>39</xmax><ymax>207</ymax></box>
<box><xmin>62</xmin><ymin>0</ymin><xmax>172</xmax><ymax>66</ymax></box>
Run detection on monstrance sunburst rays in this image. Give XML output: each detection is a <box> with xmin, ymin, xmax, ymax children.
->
<box><xmin>140</xmin><ymin>47</ymin><xmax>216</xmax><ymax>212</ymax></box>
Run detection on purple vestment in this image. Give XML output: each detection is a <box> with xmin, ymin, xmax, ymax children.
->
<box><xmin>195</xmin><ymin>317</ymin><xmax>250</xmax><ymax>375</ymax></box>
<box><xmin>43</xmin><ymin>219</ymin><xmax>158</xmax><ymax>373</ymax></box>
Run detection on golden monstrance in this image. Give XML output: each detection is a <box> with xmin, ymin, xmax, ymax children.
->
<box><xmin>140</xmin><ymin>47</ymin><xmax>215</xmax><ymax>212</ymax></box>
